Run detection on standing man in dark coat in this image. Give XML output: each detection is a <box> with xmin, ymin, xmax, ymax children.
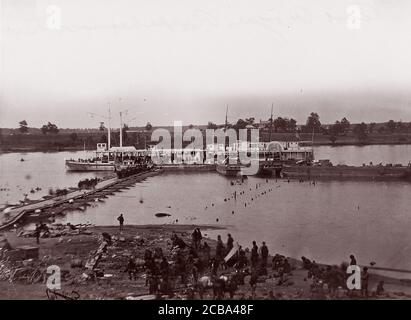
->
<box><xmin>226</xmin><ymin>234</ymin><xmax>234</xmax><ymax>254</ymax></box>
<box><xmin>251</xmin><ymin>241</ymin><xmax>259</xmax><ymax>267</ymax></box>
<box><xmin>260</xmin><ymin>241</ymin><xmax>269</xmax><ymax>267</ymax></box>
<box><xmin>361</xmin><ymin>267</ymin><xmax>369</xmax><ymax>297</ymax></box>
<box><xmin>215</xmin><ymin>235</ymin><xmax>225</xmax><ymax>263</ymax></box>
<box><xmin>117</xmin><ymin>213</ymin><xmax>124</xmax><ymax>231</ymax></box>
<box><xmin>349</xmin><ymin>254</ymin><xmax>357</xmax><ymax>266</ymax></box>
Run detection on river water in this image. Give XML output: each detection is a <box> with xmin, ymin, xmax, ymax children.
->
<box><xmin>1</xmin><ymin>145</ymin><xmax>411</xmax><ymax>278</ymax></box>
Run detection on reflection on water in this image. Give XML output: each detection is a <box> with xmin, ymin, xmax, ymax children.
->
<box><xmin>1</xmin><ymin>146</ymin><xmax>411</xmax><ymax>277</ymax></box>
<box><xmin>0</xmin><ymin>151</ymin><xmax>113</xmax><ymax>205</ymax></box>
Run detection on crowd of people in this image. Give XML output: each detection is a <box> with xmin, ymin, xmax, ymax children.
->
<box><xmin>117</xmin><ymin>219</ymin><xmax>379</xmax><ymax>299</ymax></box>
<box><xmin>301</xmin><ymin>254</ymin><xmax>374</xmax><ymax>298</ymax></box>
<box><xmin>77</xmin><ymin>177</ymin><xmax>99</xmax><ymax>190</ymax></box>
<box><xmin>122</xmin><ymin>226</ymin><xmax>290</xmax><ymax>299</ymax></box>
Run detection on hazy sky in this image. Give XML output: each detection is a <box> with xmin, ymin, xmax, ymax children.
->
<box><xmin>1</xmin><ymin>0</ymin><xmax>411</xmax><ymax>128</ymax></box>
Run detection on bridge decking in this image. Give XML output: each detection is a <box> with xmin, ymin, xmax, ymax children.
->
<box><xmin>0</xmin><ymin>169</ymin><xmax>161</xmax><ymax>231</ymax></box>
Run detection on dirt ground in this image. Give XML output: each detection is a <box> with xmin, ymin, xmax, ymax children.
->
<box><xmin>1</xmin><ymin>224</ymin><xmax>411</xmax><ymax>300</ymax></box>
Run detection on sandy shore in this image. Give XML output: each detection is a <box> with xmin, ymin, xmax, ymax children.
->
<box><xmin>1</xmin><ymin>224</ymin><xmax>411</xmax><ymax>300</ymax></box>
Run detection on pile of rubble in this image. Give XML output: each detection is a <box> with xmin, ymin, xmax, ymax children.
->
<box><xmin>84</xmin><ymin>232</ymin><xmax>111</xmax><ymax>270</ymax></box>
<box><xmin>65</xmin><ymin>230</ymin><xmax>178</xmax><ymax>292</ymax></box>
<box><xmin>0</xmin><ymin>232</ymin><xmax>49</xmax><ymax>284</ymax></box>
<box><xmin>18</xmin><ymin>223</ymin><xmax>93</xmax><ymax>239</ymax></box>
<box><xmin>0</xmin><ymin>259</ymin><xmax>14</xmax><ymax>281</ymax></box>
<box><xmin>78</xmin><ymin>233</ymin><xmax>145</xmax><ymax>282</ymax></box>
<box><xmin>0</xmin><ymin>255</ymin><xmax>49</xmax><ymax>284</ymax></box>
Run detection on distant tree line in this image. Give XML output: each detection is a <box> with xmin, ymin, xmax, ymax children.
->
<box><xmin>11</xmin><ymin>115</ymin><xmax>411</xmax><ymax>149</ymax></box>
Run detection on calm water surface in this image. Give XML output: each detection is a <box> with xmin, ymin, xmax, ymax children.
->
<box><xmin>0</xmin><ymin>151</ymin><xmax>113</xmax><ymax>205</ymax></box>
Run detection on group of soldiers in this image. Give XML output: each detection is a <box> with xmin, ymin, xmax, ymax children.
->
<box><xmin>121</xmin><ymin>225</ymin><xmax>383</xmax><ymax>299</ymax></box>
<box><xmin>122</xmin><ymin>227</ymin><xmax>276</xmax><ymax>299</ymax></box>
<box><xmin>302</xmin><ymin>254</ymin><xmax>372</xmax><ymax>298</ymax></box>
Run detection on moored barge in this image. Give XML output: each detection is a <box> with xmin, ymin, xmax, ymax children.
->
<box><xmin>282</xmin><ymin>162</ymin><xmax>411</xmax><ymax>181</ymax></box>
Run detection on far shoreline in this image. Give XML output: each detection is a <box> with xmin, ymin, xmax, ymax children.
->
<box><xmin>2</xmin><ymin>141</ymin><xmax>411</xmax><ymax>154</ymax></box>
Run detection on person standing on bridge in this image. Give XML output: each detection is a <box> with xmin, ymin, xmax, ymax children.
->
<box><xmin>117</xmin><ymin>213</ymin><xmax>124</xmax><ymax>232</ymax></box>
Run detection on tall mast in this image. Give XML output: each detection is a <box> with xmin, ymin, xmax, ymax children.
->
<box><xmin>119</xmin><ymin>111</ymin><xmax>123</xmax><ymax>148</ymax></box>
<box><xmin>107</xmin><ymin>104</ymin><xmax>111</xmax><ymax>150</ymax></box>
<box><xmin>224</xmin><ymin>104</ymin><xmax>228</xmax><ymax>131</ymax></box>
<box><xmin>268</xmin><ymin>103</ymin><xmax>274</xmax><ymax>142</ymax></box>
<box><xmin>224</xmin><ymin>105</ymin><xmax>229</xmax><ymax>153</ymax></box>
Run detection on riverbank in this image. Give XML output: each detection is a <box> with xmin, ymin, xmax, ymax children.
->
<box><xmin>3</xmin><ymin>131</ymin><xmax>411</xmax><ymax>154</ymax></box>
<box><xmin>1</xmin><ymin>224</ymin><xmax>411</xmax><ymax>300</ymax></box>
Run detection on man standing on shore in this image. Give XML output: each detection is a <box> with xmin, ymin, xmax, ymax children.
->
<box><xmin>361</xmin><ymin>267</ymin><xmax>369</xmax><ymax>297</ymax></box>
<box><xmin>261</xmin><ymin>242</ymin><xmax>269</xmax><ymax>267</ymax></box>
<box><xmin>216</xmin><ymin>235</ymin><xmax>225</xmax><ymax>261</ymax></box>
<box><xmin>226</xmin><ymin>234</ymin><xmax>234</xmax><ymax>254</ymax></box>
<box><xmin>349</xmin><ymin>254</ymin><xmax>357</xmax><ymax>266</ymax></box>
<box><xmin>251</xmin><ymin>241</ymin><xmax>259</xmax><ymax>267</ymax></box>
<box><xmin>191</xmin><ymin>228</ymin><xmax>202</xmax><ymax>250</ymax></box>
<box><xmin>125</xmin><ymin>256</ymin><xmax>137</xmax><ymax>280</ymax></box>
<box><xmin>117</xmin><ymin>213</ymin><xmax>124</xmax><ymax>232</ymax></box>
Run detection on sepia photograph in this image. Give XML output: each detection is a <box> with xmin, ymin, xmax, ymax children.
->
<box><xmin>1</xmin><ymin>0</ymin><xmax>411</xmax><ymax>308</ymax></box>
